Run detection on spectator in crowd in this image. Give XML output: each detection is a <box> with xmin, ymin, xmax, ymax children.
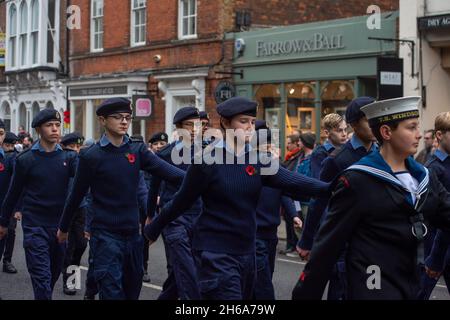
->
<box><xmin>416</xmin><ymin>129</ymin><xmax>434</xmax><ymax>164</ymax></box>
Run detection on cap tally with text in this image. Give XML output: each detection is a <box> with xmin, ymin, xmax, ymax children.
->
<box><xmin>360</xmin><ymin>96</ymin><xmax>421</xmax><ymax>127</ymax></box>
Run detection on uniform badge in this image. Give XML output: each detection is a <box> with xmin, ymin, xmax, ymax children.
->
<box><xmin>55</xmin><ymin>112</ymin><xmax>61</xmax><ymax>120</ymax></box>
<box><xmin>0</xmin><ymin>163</ymin><xmax>4</xmax><ymax>172</ymax></box>
<box><xmin>126</xmin><ymin>153</ymin><xmax>136</xmax><ymax>164</ymax></box>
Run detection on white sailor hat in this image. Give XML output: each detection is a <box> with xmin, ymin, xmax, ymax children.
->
<box><xmin>361</xmin><ymin>96</ymin><xmax>421</xmax><ymax>127</ymax></box>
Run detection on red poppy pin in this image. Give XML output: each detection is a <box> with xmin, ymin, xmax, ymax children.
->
<box><xmin>0</xmin><ymin>163</ymin><xmax>4</xmax><ymax>172</ymax></box>
<box><xmin>299</xmin><ymin>271</ymin><xmax>306</xmax><ymax>282</ymax></box>
<box><xmin>126</xmin><ymin>153</ymin><xmax>136</xmax><ymax>164</ymax></box>
<box><xmin>245</xmin><ymin>165</ymin><xmax>256</xmax><ymax>176</ymax></box>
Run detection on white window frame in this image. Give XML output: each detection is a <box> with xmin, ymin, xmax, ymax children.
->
<box><xmin>7</xmin><ymin>3</ymin><xmax>18</xmax><ymax>69</ymax></box>
<box><xmin>30</xmin><ymin>0</ymin><xmax>39</xmax><ymax>65</ymax></box>
<box><xmin>178</xmin><ymin>0</ymin><xmax>197</xmax><ymax>40</ymax></box>
<box><xmin>130</xmin><ymin>0</ymin><xmax>146</xmax><ymax>47</ymax></box>
<box><xmin>91</xmin><ymin>0</ymin><xmax>104</xmax><ymax>52</ymax></box>
<box><xmin>19</xmin><ymin>1</ymin><xmax>28</xmax><ymax>67</ymax></box>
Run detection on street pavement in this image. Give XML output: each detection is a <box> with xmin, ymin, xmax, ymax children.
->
<box><xmin>0</xmin><ymin>221</ymin><xmax>449</xmax><ymax>300</ymax></box>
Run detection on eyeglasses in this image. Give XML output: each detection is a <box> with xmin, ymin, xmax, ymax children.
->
<box><xmin>181</xmin><ymin>121</ymin><xmax>201</xmax><ymax>129</ymax></box>
<box><xmin>107</xmin><ymin>114</ymin><xmax>134</xmax><ymax>122</ymax></box>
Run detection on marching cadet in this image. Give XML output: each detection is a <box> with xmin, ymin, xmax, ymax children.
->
<box><xmin>59</xmin><ymin>132</ymin><xmax>88</xmax><ymax>296</ymax></box>
<box><xmin>417</xmin><ymin>111</ymin><xmax>450</xmax><ymax>299</ymax></box>
<box><xmin>0</xmin><ymin>110</ymin><xmax>78</xmax><ymax>300</ymax></box>
<box><xmin>2</xmin><ymin>132</ymin><xmax>19</xmax><ymax>154</ymax></box>
<box><xmin>148</xmin><ymin>132</ymin><xmax>168</xmax><ymax>153</ymax></box>
<box><xmin>297</xmin><ymin>97</ymin><xmax>378</xmax><ymax>300</ymax></box>
<box><xmin>0</xmin><ymin>132</ymin><xmax>20</xmax><ymax>275</ymax></box>
<box><xmin>309</xmin><ymin>113</ymin><xmax>348</xmax><ymax>179</ymax></box>
<box><xmin>57</xmin><ymin>97</ymin><xmax>185</xmax><ymax>300</ymax></box>
<box><xmin>145</xmin><ymin>96</ymin><xmax>330</xmax><ymax>300</ymax></box>
<box><xmin>292</xmin><ymin>96</ymin><xmax>450</xmax><ymax>300</ymax></box>
<box><xmin>253</xmin><ymin>120</ymin><xmax>302</xmax><ymax>300</ymax></box>
<box><xmin>60</xmin><ymin>132</ymin><xmax>84</xmax><ymax>153</ymax></box>
<box><xmin>147</xmin><ymin>106</ymin><xmax>202</xmax><ymax>300</ymax></box>
<box><xmin>141</xmin><ymin>131</ymin><xmax>168</xmax><ymax>283</ymax></box>
<box><xmin>0</xmin><ymin>120</ymin><xmax>8</xmax><ymax>300</ymax></box>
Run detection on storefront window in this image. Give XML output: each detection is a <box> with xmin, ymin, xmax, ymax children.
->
<box><xmin>320</xmin><ymin>80</ymin><xmax>355</xmax><ymax>118</ymax></box>
<box><xmin>254</xmin><ymin>84</ymin><xmax>281</xmax><ymax>130</ymax></box>
<box><xmin>285</xmin><ymin>82</ymin><xmax>316</xmax><ymax>135</ymax></box>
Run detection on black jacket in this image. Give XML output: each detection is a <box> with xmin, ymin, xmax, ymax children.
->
<box><xmin>292</xmin><ymin>152</ymin><xmax>450</xmax><ymax>300</ymax></box>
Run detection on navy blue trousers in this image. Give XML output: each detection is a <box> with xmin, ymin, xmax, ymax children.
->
<box><xmin>158</xmin><ymin>222</ymin><xmax>200</xmax><ymax>300</ymax></box>
<box><xmin>194</xmin><ymin>250</ymin><xmax>256</xmax><ymax>300</ymax></box>
<box><xmin>90</xmin><ymin>229</ymin><xmax>143</xmax><ymax>300</ymax></box>
<box><xmin>22</xmin><ymin>226</ymin><xmax>66</xmax><ymax>300</ymax></box>
<box><xmin>85</xmin><ymin>240</ymin><xmax>99</xmax><ymax>297</ymax></box>
<box><xmin>0</xmin><ymin>218</ymin><xmax>17</xmax><ymax>263</ymax></box>
<box><xmin>254</xmin><ymin>238</ymin><xmax>278</xmax><ymax>300</ymax></box>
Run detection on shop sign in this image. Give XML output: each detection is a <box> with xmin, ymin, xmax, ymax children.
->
<box><xmin>215</xmin><ymin>81</ymin><xmax>236</xmax><ymax>104</ymax></box>
<box><xmin>256</xmin><ymin>33</ymin><xmax>345</xmax><ymax>57</ymax></box>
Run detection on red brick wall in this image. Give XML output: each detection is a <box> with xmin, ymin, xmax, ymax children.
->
<box><xmin>69</xmin><ymin>0</ymin><xmax>91</xmax><ymax>55</ymax></box>
<box><xmin>233</xmin><ymin>0</ymin><xmax>399</xmax><ymax>28</ymax></box>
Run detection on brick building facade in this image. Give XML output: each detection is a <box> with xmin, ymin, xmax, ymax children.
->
<box><xmin>0</xmin><ymin>0</ymin><xmax>69</xmax><ymax>136</ymax></box>
<box><xmin>0</xmin><ymin>0</ymin><xmax>398</xmax><ymax>140</ymax></box>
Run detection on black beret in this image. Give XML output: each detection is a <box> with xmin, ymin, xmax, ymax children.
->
<box><xmin>300</xmin><ymin>133</ymin><xmax>316</xmax><ymax>149</ymax></box>
<box><xmin>345</xmin><ymin>96</ymin><xmax>375</xmax><ymax>124</ymax></box>
<box><xmin>199</xmin><ymin>111</ymin><xmax>209</xmax><ymax>120</ymax></box>
<box><xmin>61</xmin><ymin>132</ymin><xmax>84</xmax><ymax>146</ymax></box>
<box><xmin>3</xmin><ymin>132</ymin><xmax>19</xmax><ymax>144</ymax></box>
<box><xmin>31</xmin><ymin>109</ymin><xmax>61</xmax><ymax>128</ymax></box>
<box><xmin>96</xmin><ymin>97</ymin><xmax>132</xmax><ymax>117</ymax></box>
<box><xmin>173</xmin><ymin>106</ymin><xmax>200</xmax><ymax>124</ymax></box>
<box><xmin>216</xmin><ymin>97</ymin><xmax>257</xmax><ymax>119</ymax></box>
<box><xmin>149</xmin><ymin>132</ymin><xmax>168</xmax><ymax>144</ymax></box>
<box><xmin>0</xmin><ymin>119</ymin><xmax>5</xmax><ymax>129</ymax></box>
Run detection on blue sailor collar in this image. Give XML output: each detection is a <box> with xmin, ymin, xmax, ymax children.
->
<box><xmin>434</xmin><ymin>149</ymin><xmax>448</xmax><ymax>162</ymax></box>
<box><xmin>347</xmin><ymin>150</ymin><xmax>429</xmax><ymax>204</ymax></box>
<box><xmin>0</xmin><ymin>147</ymin><xmax>4</xmax><ymax>158</ymax></box>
